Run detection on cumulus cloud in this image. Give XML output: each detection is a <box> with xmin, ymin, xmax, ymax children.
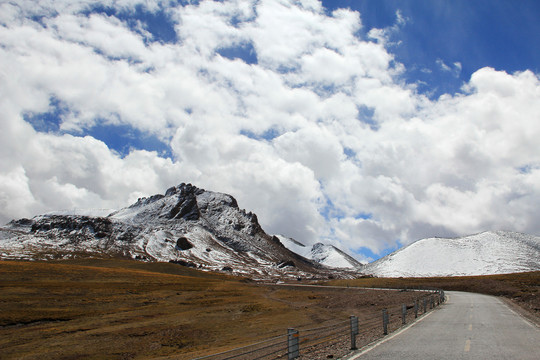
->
<box><xmin>1</xmin><ymin>0</ymin><xmax>540</xmax><ymax>262</ymax></box>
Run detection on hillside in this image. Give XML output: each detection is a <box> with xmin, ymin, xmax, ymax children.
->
<box><xmin>276</xmin><ymin>235</ymin><xmax>364</xmax><ymax>269</ymax></box>
<box><xmin>0</xmin><ymin>183</ymin><xmax>333</xmax><ymax>279</ymax></box>
<box><xmin>363</xmin><ymin>231</ymin><xmax>540</xmax><ymax>277</ymax></box>
<box><xmin>3</xmin><ymin>183</ymin><xmax>539</xmax><ymax>279</ymax></box>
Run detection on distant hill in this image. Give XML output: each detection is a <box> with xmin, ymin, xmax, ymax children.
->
<box><xmin>363</xmin><ymin>231</ymin><xmax>540</xmax><ymax>277</ymax></box>
<box><xmin>276</xmin><ymin>235</ymin><xmax>364</xmax><ymax>269</ymax></box>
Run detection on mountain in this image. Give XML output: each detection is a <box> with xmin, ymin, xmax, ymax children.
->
<box><xmin>0</xmin><ymin>183</ymin><xmax>336</xmax><ymax>280</ymax></box>
<box><xmin>276</xmin><ymin>235</ymin><xmax>364</xmax><ymax>269</ymax></box>
<box><xmin>5</xmin><ymin>184</ymin><xmax>536</xmax><ymax>279</ymax></box>
<box><xmin>363</xmin><ymin>231</ymin><xmax>540</xmax><ymax>277</ymax></box>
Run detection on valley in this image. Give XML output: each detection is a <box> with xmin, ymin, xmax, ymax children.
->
<box><xmin>1</xmin><ymin>184</ymin><xmax>538</xmax><ymax>358</ymax></box>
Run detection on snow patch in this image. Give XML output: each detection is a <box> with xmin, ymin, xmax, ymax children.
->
<box><xmin>276</xmin><ymin>235</ymin><xmax>363</xmax><ymax>269</ymax></box>
<box><xmin>364</xmin><ymin>231</ymin><xmax>540</xmax><ymax>277</ymax></box>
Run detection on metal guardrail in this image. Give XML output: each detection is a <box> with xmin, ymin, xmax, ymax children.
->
<box><xmin>191</xmin><ymin>289</ymin><xmax>446</xmax><ymax>360</ymax></box>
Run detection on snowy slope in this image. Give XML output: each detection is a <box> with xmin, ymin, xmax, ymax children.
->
<box><xmin>276</xmin><ymin>235</ymin><xmax>364</xmax><ymax>269</ymax></box>
<box><xmin>44</xmin><ymin>209</ymin><xmax>115</xmax><ymax>217</ymax></box>
<box><xmin>310</xmin><ymin>243</ymin><xmax>365</xmax><ymax>269</ymax></box>
<box><xmin>0</xmin><ymin>183</ymin><xmax>335</xmax><ymax>280</ymax></box>
<box><xmin>363</xmin><ymin>231</ymin><xmax>540</xmax><ymax>277</ymax></box>
<box><xmin>277</xmin><ymin>236</ymin><xmax>310</xmax><ymax>258</ymax></box>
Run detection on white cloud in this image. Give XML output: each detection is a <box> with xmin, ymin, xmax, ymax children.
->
<box><xmin>273</xmin><ymin>125</ymin><xmax>343</xmax><ymax>180</ymax></box>
<box><xmin>436</xmin><ymin>58</ymin><xmax>462</xmax><ymax>77</ymax></box>
<box><xmin>1</xmin><ymin>0</ymin><xmax>540</xmax><ymax>261</ymax></box>
<box><xmin>49</xmin><ymin>13</ymin><xmax>149</xmax><ymax>60</ymax></box>
<box><xmin>0</xmin><ymin>166</ymin><xmax>38</xmax><ymax>221</ymax></box>
<box><xmin>367</xmin><ymin>10</ymin><xmax>407</xmax><ymax>47</ymax></box>
<box><xmin>436</xmin><ymin>58</ymin><xmax>452</xmax><ymax>72</ymax></box>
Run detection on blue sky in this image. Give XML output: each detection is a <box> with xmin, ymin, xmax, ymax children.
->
<box><xmin>73</xmin><ymin>0</ymin><xmax>540</xmax><ymax>158</ymax></box>
<box><xmin>1</xmin><ymin>0</ymin><xmax>540</xmax><ymax>262</ymax></box>
<box><xmin>325</xmin><ymin>0</ymin><xmax>540</xmax><ymax>97</ymax></box>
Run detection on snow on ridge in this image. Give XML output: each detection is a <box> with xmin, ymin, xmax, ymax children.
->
<box><xmin>0</xmin><ymin>183</ymin><xmax>339</xmax><ymax>279</ymax></box>
<box><xmin>364</xmin><ymin>230</ymin><xmax>540</xmax><ymax>277</ymax></box>
<box><xmin>42</xmin><ymin>208</ymin><xmax>116</xmax><ymax>218</ymax></box>
<box><xmin>276</xmin><ymin>235</ymin><xmax>363</xmax><ymax>269</ymax></box>
<box><xmin>311</xmin><ymin>243</ymin><xmax>364</xmax><ymax>269</ymax></box>
<box><xmin>276</xmin><ymin>235</ymin><xmax>310</xmax><ymax>258</ymax></box>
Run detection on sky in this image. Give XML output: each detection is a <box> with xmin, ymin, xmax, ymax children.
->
<box><xmin>1</xmin><ymin>0</ymin><xmax>540</xmax><ymax>262</ymax></box>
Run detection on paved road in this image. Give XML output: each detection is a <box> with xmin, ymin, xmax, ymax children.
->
<box><xmin>346</xmin><ymin>291</ymin><xmax>540</xmax><ymax>360</ymax></box>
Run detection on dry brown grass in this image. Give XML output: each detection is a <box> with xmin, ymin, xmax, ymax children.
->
<box><xmin>327</xmin><ymin>272</ymin><xmax>540</xmax><ymax>323</ymax></box>
<box><xmin>0</xmin><ymin>260</ymin><xmax>431</xmax><ymax>360</ymax></box>
<box><xmin>5</xmin><ymin>259</ymin><xmax>534</xmax><ymax>359</ymax></box>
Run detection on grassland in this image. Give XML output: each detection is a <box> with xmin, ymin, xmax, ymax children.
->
<box><xmin>0</xmin><ymin>259</ymin><xmax>427</xmax><ymax>359</ymax></box>
<box><xmin>1</xmin><ymin>259</ymin><xmax>537</xmax><ymax>359</ymax></box>
<box><xmin>327</xmin><ymin>271</ymin><xmax>540</xmax><ymax>324</ymax></box>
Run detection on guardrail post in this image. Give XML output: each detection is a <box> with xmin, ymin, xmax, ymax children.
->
<box><xmin>288</xmin><ymin>328</ymin><xmax>299</xmax><ymax>359</ymax></box>
<box><xmin>430</xmin><ymin>296</ymin><xmax>434</xmax><ymax>309</ymax></box>
<box><xmin>414</xmin><ymin>300</ymin><xmax>418</xmax><ymax>318</ymax></box>
<box><xmin>350</xmin><ymin>315</ymin><xmax>358</xmax><ymax>350</ymax></box>
<box><xmin>402</xmin><ymin>304</ymin><xmax>407</xmax><ymax>325</ymax></box>
<box><xmin>423</xmin><ymin>298</ymin><xmax>427</xmax><ymax>313</ymax></box>
<box><xmin>382</xmin><ymin>309</ymin><xmax>388</xmax><ymax>335</ymax></box>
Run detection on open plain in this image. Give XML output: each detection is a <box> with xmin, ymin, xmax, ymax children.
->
<box><xmin>0</xmin><ymin>259</ymin><xmax>538</xmax><ymax>359</ymax></box>
<box><xmin>0</xmin><ymin>259</ymin><xmax>426</xmax><ymax>359</ymax></box>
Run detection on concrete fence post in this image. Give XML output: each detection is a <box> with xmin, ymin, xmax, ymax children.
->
<box><xmin>430</xmin><ymin>296</ymin><xmax>434</xmax><ymax>309</ymax></box>
<box><xmin>414</xmin><ymin>300</ymin><xmax>418</xmax><ymax>318</ymax></box>
<box><xmin>287</xmin><ymin>328</ymin><xmax>299</xmax><ymax>360</ymax></box>
<box><xmin>382</xmin><ymin>309</ymin><xmax>389</xmax><ymax>335</ymax></box>
<box><xmin>423</xmin><ymin>298</ymin><xmax>427</xmax><ymax>313</ymax></box>
<box><xmin>402</xmin><ymin>304</ymin><xmax>407</xmax><ymax>325</ymax></box>
<box><xmin>350</xmin><ymin>315</ymin><xmax>358</xmax><ymax>350</ymax></box>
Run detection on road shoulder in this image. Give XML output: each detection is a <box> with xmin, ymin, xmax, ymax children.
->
<box><xmin>340</xmin><ymin>306</ymin><xmax>440</xmax><ymax>360</ymax></box>
<box><xmin>500</xmin><ymin>297</ymin><xmax>540</xmax><ymax>328</ymax></box>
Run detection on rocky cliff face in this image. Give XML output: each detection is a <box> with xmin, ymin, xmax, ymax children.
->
<box><xmin>0</xmin><ymin>183</ymin><xmax>337</xmax><ymax>280</ymax></box>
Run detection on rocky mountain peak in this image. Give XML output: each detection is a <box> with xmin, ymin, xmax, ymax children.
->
<box><xmin>0</xmin><ymin>183</ymin><xmax>342</xmax><ymax>280</ymax></box>
<box><xmin>164</xmin><ymin>183</ymin><xmax>205</xmax><ymax>198</ymax></box>
<box><xmin>125</xmin><ymin>183</ymin><xmax>204</xmax><ymax>221</ymax></box>
<box><xmin>112</xmin><ymin>183</ymin><xmax>243</xmax><ymax>224</ymax></box>
<box><xmin>167</xmin><ymin>184</ymin><xmax>201</xmax><ymax>221</ymax></box>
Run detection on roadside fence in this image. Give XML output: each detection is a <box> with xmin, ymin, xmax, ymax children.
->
<box><xmin>191</xmin><ymin>289</ymin><xmax>445</xmax><ymax>360</ymax></box>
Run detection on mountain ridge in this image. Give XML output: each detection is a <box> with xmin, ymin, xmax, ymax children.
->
<box><xmin>363</xmin><ymin>230</ymin><xmax>540</xmax><ymax>277</ymax></box>
<box><xmin>0</xmin><ymin>183</ymin><xmax>343</xmax><ymax>279</ymax></box>
<box><xmin>2</xmin><ymin>183</ymin><xmax>539</xmax><ymax>279</ymax></box>
<box><xmin>276</xmin><ymin>235</ymin><xmax>364</xmax><ymax>269</ymax></box>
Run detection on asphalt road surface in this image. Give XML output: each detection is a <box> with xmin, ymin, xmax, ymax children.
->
<box><xmin>345</xmin><ymin>291</ymin><xmax>540</xmax><ymax>360</ymax></box>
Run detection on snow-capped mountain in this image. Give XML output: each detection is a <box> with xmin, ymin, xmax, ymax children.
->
<box><xmin>0</xmin><ymin>183</ymin><xmax>334</xmax><ymax>279</ymax></box>
<box><xmin>363</xmin><ymin>231</ymin><xmax>540</xmax><ymax>277</ymax></box>
<box><xmin>276</xmin><ymin>235</ymin><xmax>364</xmax><ymax>269</ymax></box>
<box><xmin>4</xmin><ymin>184</ymin><xmax>537</xmax><ymax>279</ymax></box>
